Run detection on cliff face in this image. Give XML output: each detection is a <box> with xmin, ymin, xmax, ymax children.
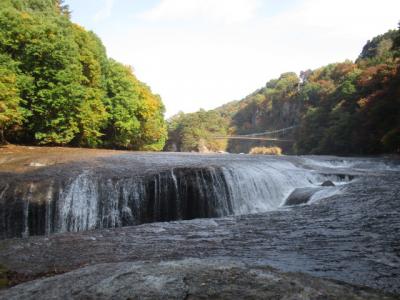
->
<box><xmin>225</xmin><ymin>95</ymin><xmax>303</xmax><ymax>154</ymax></box>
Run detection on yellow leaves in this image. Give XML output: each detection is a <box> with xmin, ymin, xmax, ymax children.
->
<box><xmin>137</xmin><ymin>84</ymin><xmax>163</xmax><ymax>119</ymax></box>
<box><xmin>20</xmin><ymin>12</ymin><xmax>31</xmax><ymax>20</ymax></box>
<box><xmin>249</xmin><ymin>146</ymin><xmax>282</xmax><ymax>155</ymax></box>
<box><xmin>72</xmin><ymin>23</ymin><xmax>85</xmax><ymax>32</ymax></box>
<box><xmin>0</xmin><ymin>102</ymin><xmax>7</xmax><ymax>112</ymax></box>
<box><xmin>357</xmin><ymin>98</ymin><xmax>368</xmax><ymax>108</ymax></box>
<box><xmin>0</xmin><ymin>69</ymin><xmax>23</xmax><ymax>128</ymax></box>
<box><xmin>0</xmin><ymin>70</ymin><xmax>16</xmax><ymax>83</ymax></box>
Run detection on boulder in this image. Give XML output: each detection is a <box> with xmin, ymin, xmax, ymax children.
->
<box><xmin>284</xmin><ymin>187</ymin><xmax>323</xmax><ymax>206</ymax></box>
<box><xmin>321</xmin><ymin>180</ymin><xmax>335</xmax><ymax>187</ymax></box>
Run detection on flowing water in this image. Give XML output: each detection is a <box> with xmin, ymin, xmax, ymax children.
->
<box><xmin>0</xmin><ymin>153</ymin><xmax>397</xmax><ymax>239</ymax></box>
<box><xmin>1</xmin><ymin>152</ymin><xmax>400</xmax><ymax>295</ymax></box>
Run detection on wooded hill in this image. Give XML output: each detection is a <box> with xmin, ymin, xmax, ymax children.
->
<box><xmin>0</xmin><ymin>0</ymin><xmax>167</xmax><ymax>150</ymax></box>
<box><xmin>166</xmin><ymin>26</ymin><xmax>400</xmax><ymax>155</ymax></box>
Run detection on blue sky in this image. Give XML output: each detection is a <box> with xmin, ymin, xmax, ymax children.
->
<box><xmin>65</xmin><ymin>0</ymin><xmax>400</xmax><ymax>117</ymax></box>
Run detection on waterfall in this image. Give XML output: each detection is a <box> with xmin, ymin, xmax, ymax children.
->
<box><xmin>0</xmin><ymin>157</ymin><xmax>353</xmax><ymax>239</ymax></box>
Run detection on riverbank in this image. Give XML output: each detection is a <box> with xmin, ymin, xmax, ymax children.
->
<box><xmin>0</xmin><ymin>145</ymin><xmax>130</xmax><ymax>173</ymax></box>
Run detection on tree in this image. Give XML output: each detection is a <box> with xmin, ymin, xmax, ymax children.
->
<box><xmin>166</xmin><ymin>110</ymin><xmax>228</xmax><ymax>152</ymax></box>
<box><xmin>103</xmin><ymin>60</ymin><xmax>141</xmax><ymax>148</ymax></box>
<box><xmin>133</xmin><ymin>83</ymin><xmax>167</xmax><ymax>151</ymax></box>
<box><xmin>0</xmin><ymin>54</ymin><xmax>24</xmax><ymax>143</ymax></box>
<box><xmin>358</xmin><ymin>30</ymin><xmax>398</xmax><ymax>61</ymax></box>
<box><xmin>71</xmin><ymin>25</ymin><xmax>108</xmax><ymax>147</ymax></box>
<box><xmin>0</xmin><ymin>0</ymin><xmax>167</xmax><ymax>150</ymax></box>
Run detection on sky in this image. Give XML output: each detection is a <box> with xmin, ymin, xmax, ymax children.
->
<box><xmin>65</xmin><ymin>0</ymin><xmax>400</xmax><ymax>117</ymax></box>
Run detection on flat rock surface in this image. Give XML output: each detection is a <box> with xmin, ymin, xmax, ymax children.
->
<box><xmin>0</xmin><ymin>259</ymin><xmax>396</xmax><ymax>300</ymax></box>
<box><xmin>1</xmin><ymin>145</ymin><xmax>396</xmax><ymax>180</ymax></box>
<box><xmin>0</xmin><ymin>145</ymin><xmax>128</xmax><ymax>174</ymax></box>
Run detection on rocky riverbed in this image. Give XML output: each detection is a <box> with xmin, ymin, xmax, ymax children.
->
<box><xmin>0</xmin><ymin>146</ymin><xmax>399</xmax><ymax>299</ymax></box>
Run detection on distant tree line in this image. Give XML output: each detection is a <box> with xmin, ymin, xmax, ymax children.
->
<box><xmin>0</xmin><ymin>0</ymin><xmax>167</xmax><ymax>150</ymax></box>
<box><xmin>164</xmin><ymin>109</ymin><xmax>229</xmax><ymax>152</ymax></box>
<box><xmin>167</xmin><ymin>26</ymin><xmax>400</xmax><ymax>155</ymax></box>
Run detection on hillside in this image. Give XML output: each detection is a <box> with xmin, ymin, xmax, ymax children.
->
<box><xmin>0</xmin><ymin>0</ymin><xmax>167</xmax><ymax>150</ymax></box>
<box><xmin>166</xmin><ymin>26</ymin><xmax>400</xmax><ymax>155</ymax></box>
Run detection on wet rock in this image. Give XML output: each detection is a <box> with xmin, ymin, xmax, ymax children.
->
<box><xmin>0</xmin><ymin>259</ymin><xmax>396</xmax><ymax>300</ymax></box>
<box><xmin>321</xmin><ymin>180</ymin><xmax>335</xmax><ymax>187</ymax></box>
<box><xmin>0</xmin><ymin>265</ymin><xmax>9</xmax><ymax>289</ymax></box>
<box><xmin>0</xmin><ymin>170</ymin><xmax>399</xmax><ymax>295</ymax></box>
<box><xmin>0</xmin><ymin>153</ymin><xmax>355</xmax><ymax>239</ymax></box>
<box><xmin>284</xmin><ymin>187</ymin><xmax>322</xmax><ymax>206</ymax></box>
<box><xmin>1</xmin><ymin>148</ymin><xmax>400</xmax><ymax>297</ymax></box>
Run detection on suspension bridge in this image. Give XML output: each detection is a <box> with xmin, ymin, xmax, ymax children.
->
<box><xmin>213</xmin><ymin>126</ymin><xmax>297</xmax><ymax>142</ymax></box>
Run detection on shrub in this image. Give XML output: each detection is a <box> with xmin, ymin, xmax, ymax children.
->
<box><xmin>249</xmin><ymin>146</ymin><xmax>282</xmax><ymax>155</ymax></box>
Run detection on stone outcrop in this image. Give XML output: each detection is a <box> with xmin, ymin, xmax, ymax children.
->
<box><xmin>0</xmin><ymin>259</ymin><xmax>396</xmax><ymax>300</ymax></box>
<box><xmin>321</xmin><ymin>180</ymin><xmax>335</xmax><ymax>187</ymax></box>
<box><xmin>284</xmin><ymin>187</ymin><xmax>323</xmax><ymax>206</ymax></box>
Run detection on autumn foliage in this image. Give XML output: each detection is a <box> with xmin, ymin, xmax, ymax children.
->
<box><xmin>249</xmin><ymin>147</ymin><xmax>282</xmax><ymax>155</ymax></box>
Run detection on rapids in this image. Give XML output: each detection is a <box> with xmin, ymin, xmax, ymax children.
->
<box><xmin>1</xmin><ymin>153</ymin><xmax>396</xmax><ymax>239</ymax></box>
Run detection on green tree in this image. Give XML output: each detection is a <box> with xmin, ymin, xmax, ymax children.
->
<box><xmin>71</xmin><ymin>25</ymin><xmax>108</xmax><ymax>147</ymax></box>
<box><xmin>166</xmin><ymin>109</ymin><xmax>228</xmax><ymax>152</ymax></box>
<box><xmin>0</xmin><ymin>54</ymin><xmax>24</xmax><ymax>143</ymax></box>
<box><xmin>0</xmin><ymin>0</ymin><xmax>167</xmax><ymax>150</ymax></box>
<box><xmin>103</xmin><ymin>60</ymin><xmax>141</xmax><ymax>148</ymax></box>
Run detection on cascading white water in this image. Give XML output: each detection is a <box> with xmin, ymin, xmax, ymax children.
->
<box><xmin>0</xmin><ymin>156</ymin><xmax>355</xmax><ymax>238</ymax></box>
<box><xmin>221</xmin><ymin>161</ymin><xmax>324</xmax><ymax>214</ymax></box>
<box><xmin>58</xmin><ymin>172</ymin><xmax>99</xmax><ymax>232</ymax></box>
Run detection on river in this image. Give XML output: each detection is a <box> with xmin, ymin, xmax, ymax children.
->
<box><xmin>0</xmin><ymin>151</ymin><xmax>399</xmax><ymax>298</ymax></box>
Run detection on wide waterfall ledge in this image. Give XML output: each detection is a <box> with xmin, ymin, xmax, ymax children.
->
<box><xmin>1</xmin><ymin>152</ymin><xmax>397</xmax><ymax>239</ymax></box>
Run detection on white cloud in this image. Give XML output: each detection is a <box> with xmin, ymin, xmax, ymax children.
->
<box><xmin>139</xmin><ymin>0</ymin><xmax>261</xmax><ymax>24</ymax></box>
<box><xmin>269</xmin><ymin>0</ymin><xmax>400</xmax><ymax>38</ymax></box>
<box><xmin>102</xmin><ymin>0</ymin><xmax>400</xmax><ymax>117</ymax></box>
<box><xmin>93</xmin><ymin>0</ymin><xmax>115</xmax><ymax>22</ymax></box>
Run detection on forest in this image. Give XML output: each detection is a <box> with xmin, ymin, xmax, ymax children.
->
<box><xmin>1</xmin><ymin>0</ymin><xmax>399</xmax><ymax>155</ymax></box>
<box><xmin>0</xmin><ymin>0</ymin><xmax>167</xmax><ymax>150</ymax></box>
<box><xmin>166</xmin><ymin>26</ymin><xmax>400</xmax><ymax>155</ymax></box>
